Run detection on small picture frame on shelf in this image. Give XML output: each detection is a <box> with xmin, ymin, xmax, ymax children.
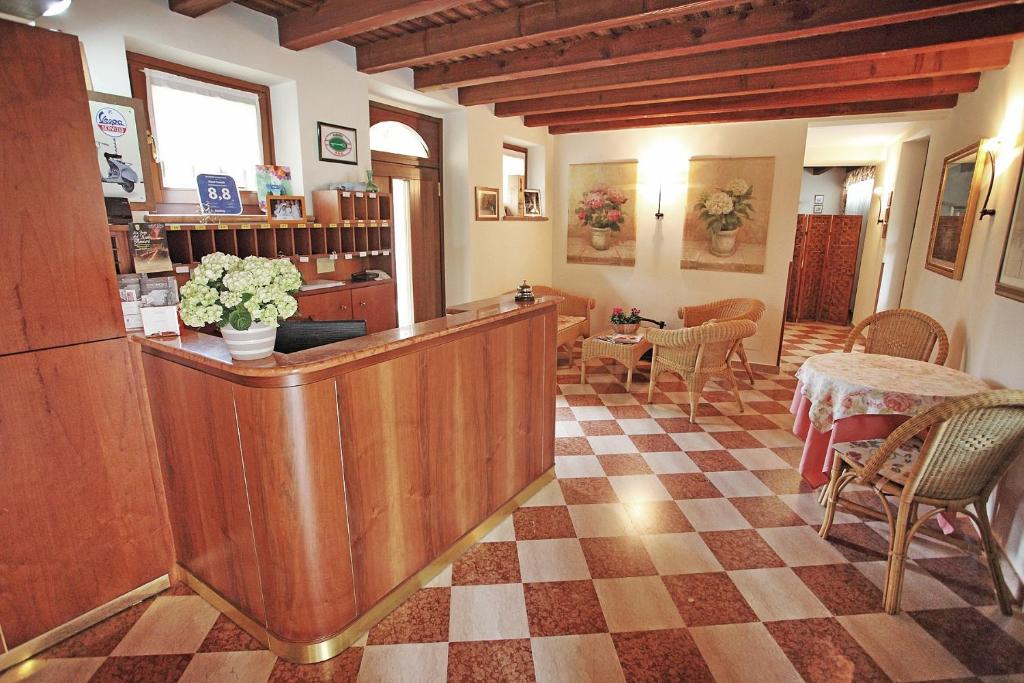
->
<box><xmin>523</xmin><ymin>189</ymin><xmax>542</xmax><ymax>217</ymax></box>
<box><xmin>813</xmin><ymin>204</ymin><xmax>824</xmax><ymax>214</ymax></box>
<box><xmin>317</xmin><ymin>121</ymin><xmax>357</xmax><ymax>165</ymax></box>
<box><xmin>475</xmin><ymin>186</ymin><xmax>500</xmax><ymax>221</ymax></box>
<box><xmin>267</xmin><ymin>195</ymin><xmax>307</xmax><ymax>224</ymax></box>
<box><xmin>813</xmin><ymin>194</ymin><xmax>825</xmax><ymax>204</ymax></box>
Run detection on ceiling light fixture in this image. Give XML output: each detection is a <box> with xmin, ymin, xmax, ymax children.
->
<box><xmin>42</xmin><ymin>0</ymin><xmax>71</xmax><ymax>16</ymax></box>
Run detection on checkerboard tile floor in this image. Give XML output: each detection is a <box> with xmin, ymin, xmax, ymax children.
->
<box><xmin>5</xmin><ymin>322</ymin><xmax>1024</xmax><ymax>682</ymax></box>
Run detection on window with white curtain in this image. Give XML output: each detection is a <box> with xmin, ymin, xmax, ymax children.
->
<box><xmin>145</xmin><ymin>68</ymin><xmax>265</xmax><ymax>190</ymax></box>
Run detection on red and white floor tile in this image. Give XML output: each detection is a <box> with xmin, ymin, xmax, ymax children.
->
<box><xmin>4</xmin><ymin>323</ymin><xmax>1024</xmax><ymax>682</ymax></box>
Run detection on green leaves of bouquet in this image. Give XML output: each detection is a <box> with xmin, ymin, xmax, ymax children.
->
<box><xmin>695</xmin><ymin>178</ymin><xmax>755</xmax><ymax>235</ymax></box>
<box><xmin>179</xmin><ymin>253</ymin><xmax>302</xmax><ymax>331</ymax></box>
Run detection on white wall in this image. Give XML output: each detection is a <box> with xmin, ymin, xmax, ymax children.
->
<box><xmin>901</xmin><ymin>41</ymin><xmax>1024</xmax><ymax>580</ymax></box>
<box><xmin>444</xmin><ymin>106</ymin><xmax>554</xmax><ymax>305</ymax></box>
<box><xmin>876</xmin><ymin>138</ymin><xmax>931</xmax><ymax>312</ymax></box>
<box><xmin>798</xmin><ymin>168</ymin><xmax>845</xmax><ymax>214</ymax></box>
<box><xmin>552</xmin><ymin>121</ymin><xmax>808</xmax><ymax>366</ymax></box>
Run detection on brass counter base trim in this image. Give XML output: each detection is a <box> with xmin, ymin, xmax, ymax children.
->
<box><xmin>0</xmin><ymin>575</ymin><xmax>170</xmax><ymax>675</ymax></box>
<box><xmin>184</xmin><ymin>467</ymin><xmax>556</xmax><ymax>664</ymax></box>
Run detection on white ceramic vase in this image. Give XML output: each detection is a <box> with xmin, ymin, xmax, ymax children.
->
<box><xmin>710</xmin><ymin>229</ymin><xmax>739</xmax><ymax>257</ymax></box>
<box><xmin>591</xmin><ymin>227</ymin><xmax>612</xmax><ymax>251</ymax></box>
<box><xmin>221</xmin><ymin>322</ymin><xmax>277</xmax><ymax>361</ymax></box>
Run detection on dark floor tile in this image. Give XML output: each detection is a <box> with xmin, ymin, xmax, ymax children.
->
<box><xmin>630</xmin><ymin>434</ymin><xmax>683</xmax><ymax>453</ymax></box>
<box><xmin>731</xmin><ymin>496</ymin><xmax>806</xmax><ymax>528</ymax></box>
<box><xmin>661</xmin><ymin>572</ymin><xmax>758</xmax><ymax>627</ymax></box>
<box><xmin>914</xmin><ymin>556</ymin><xmax>998</xmax><ymax>607</ymax></box>
<box><xmin>766</xmin><ymin>617</ymin><xmax>888</xmax><ymax>683</ymax></box>
<box><xmin>612</xmin><ymin>629</ymin><xmax>714</xmax><ymax>682</ymax></box>
<box><xmin>447</xmin><ymin>639</ymin><xmax>535</xmax><ymax>682</ymax></box>
<box><xmin>580</xmin><ymin>420</ymin><xmax>625</xmax><ymax>436</ymax></box>
<box><xmin>655</xmin><ymin>418</ymin><xmax>704</xmax><ymax>434</ymax></box>
<box><xmin>268</xmin><ymin>647</ymin><xmax>362</xmax><ymax>682</ymax></box>
<box><xmin>623</xmin><ymin>501</ymin><xmax>694</xmax><ymax>534</ymax></box>
<box><xmin>711</xmin><ymin>431</ymin><xmax>766</xmax><ymax>449</ymax></box>
<box><xmin>910</xmin><ymin>607</ymin><xmax>1024</xmax><ymax>676</ymax></box>
<box><xmin>687</xmin><ymin>450</ymin><xmax>746</xmax><ymax>472</ymax></box>
<box><xmin>366</xmin><ymin>587</ymin><xmax>450</xmax><ymax>644</ymax></box>
<box><xmin>523</xmin><ymin>580</ymin><xmax>608</xmax><ymax>637</ymax></box>
<box><xmin>823</xmin><ymin>523</ymin><xmax>890</xmax><ymax>563</ymax></box>
<box><xmin>559</xmin><ymin>478</ymin><xmax>620</xmax><ymax>504</ymax></box>
<box><xmin>513</xmin><ymin>506</ymin><xmax>577</xmax><ymax>540</ymax></box>
<box><xmin>793</xmin><ymin>564</ymin><xmax>883</xmax><ymax>615</ymax></box>
<box><xmin>597</xmin><ymin>454</ymin><xmax>652</xmax><ymax>476</ymax></box>
<box><xmin>701</xmin><ymin>529</ymin><xmax>786</xmax><ymax>570</ymax></box>
<box><xmin>554</xmin><ymin>436</ymin><xmax>594</xmax><ymax>456</ymax></box>
<box><xmin>88</xmin><ymin>655</ymin><xmax>191</xmax><ymax>683</ymax></box>
<box><xmin>580</xmin><ymin>536</ymin><xmax>657</xmax><ymax>578</ymax></box>
<box><xmin>198</xmin><ymin>614</ymin><xmax>266</xmax><ymax>652</ymax></box>
<box><xmin>452</xmin><ymin>541</ymin><xmax>521</xmax><ymax>585</ymax></box>
<box><xmin>658</xmin><ymin>473</ymin><xmax>723</xmax><ymax>500</ymax></box>
<box><xmin>754</xmin><ymin>469</ymin><xmax>814</xmax><ymax>495</ymax></box>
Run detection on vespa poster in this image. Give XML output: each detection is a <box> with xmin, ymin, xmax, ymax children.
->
<box><xmin>89</xmin><ymin>94</ymin><xmax>148</xmax><ymax>205</ymax></box>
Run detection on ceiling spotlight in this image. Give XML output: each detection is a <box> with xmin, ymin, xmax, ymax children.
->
<box><xmin>42</xmin><ymin>0</ymin><xmax>71</xmax><ymax>16</ymax></box>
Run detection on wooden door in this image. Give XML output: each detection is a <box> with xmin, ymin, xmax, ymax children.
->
<box><xmin>371</xmin><ymin>102</ymin><xmax>445</xmax><ymax>323</ymax></box>
<box><xmin>409</xmin><ymin>178</ymin><xmax>444</xmax><ymax>322</ymax></box>
<box><xmin>0</xmin><ymin>21</ymin><xmax>124</xmax><ymax>355</ymax></box>
<box><xmin>786</xmin><ymin>216</ymin><xmax>809</xmax><ymax>323</ymax></box>
<box><xmin>353</xmin><ymin>283</ymin><xmax>398</xmax><ymax>333</ymax></box>
<box><xmin>818</xmin><ymin>215</ymin><xmax>863</xmax><ymax>325</ymax></box>
<box><xmin>0</xmin><ymin>339</ymin><xmax>172</xmax><ymax>648</ymax></box>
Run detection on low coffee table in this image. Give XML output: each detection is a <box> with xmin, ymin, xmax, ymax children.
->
<box><xmin>580</xmin><ymin>330</ymin><xmax>652</xmax><ymax>391</ymax></box>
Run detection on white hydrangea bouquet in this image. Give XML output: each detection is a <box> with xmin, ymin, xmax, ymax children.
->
<box><xmin>694</xmin><ymin>178</ymin><xmax>754</xmax><ymax>235</ymax></box>
<box><xmin>179</xmin><ymin>253</ymin><xmax>301</xmax><ymax>331</ymax></box>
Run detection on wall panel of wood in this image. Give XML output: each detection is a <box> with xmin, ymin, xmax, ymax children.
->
<box><xmin>142</xmin><ymin>356</ymin><xmax>266</xmax><ymax>624</ymax></box>
<box><xmin>0</xmin><ymin>340</ymin><xmax>172</xmax><ymax>647</ymax></box>
<box><xmin>0</xmin><ymin>21</ymin><xmax>123</xmax><ymax>355</ymax></box>
<box><xmin>233</xmin><ymin>380</ymin><xmax>358</xmax><ymax>642</ymax></box>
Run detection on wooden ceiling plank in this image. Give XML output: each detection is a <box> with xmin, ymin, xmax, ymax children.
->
<box><xmin>494</xmin><ymin>45</ymin><xmax>1010</xmax><ymax>116</ymax></box>
<box><xmin>457</xmin><ymin>6</ymin><xmax>1024</xmax><ymax>105</ymax></box>
<box><xmin>546</xmin><ymin>96</ymin><xmax>961</xmax><ymax>134</ymax></box>
<box><xmin>421</xmin><ymin>0</ymin><xmax>1022</xmax><ymax>89</ymax></box>
<box><xmin>356</xmin><ymin>0</ymin><xmax>740</xmax><ymax>73</ymax></box>
<box><xmin>169</xmin><ymin>0</ymin><xmax>233</xmax><ymax>17</ymax></box>
<box><xmin>523</xmin><ymin>75</ymin><xmax>980</xmax><ymax>126</ymax></box>
<box><xmin>279</xmin><ymin>0</ymin><xmax>471</xmax><ymax>50</ymax></box>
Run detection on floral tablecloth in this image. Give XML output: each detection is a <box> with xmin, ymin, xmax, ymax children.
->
<box><xmin>795</xmin><ymin>352</ymin><xmax>989</xmax><ymax>433</ymax></box>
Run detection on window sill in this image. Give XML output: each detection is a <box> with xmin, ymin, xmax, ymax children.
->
<box><xmin>502</xmin><ymin>216</ymin><xmax>549</xmax><ymax>222</ymax></box>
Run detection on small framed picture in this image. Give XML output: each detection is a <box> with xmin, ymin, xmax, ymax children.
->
<box><xmin>266</xmin><ymin>195</ymin><xmax>307</xmax><ymax>224</ymax></box>
<box><xmin>813</xmin><ymin>194</ymin><xmax>825</xmax><ymax>204</ymax></box>
<box><xmin>475</xmin><ymin>186</ymin><xmax>500</xmax><ymax>221</ymax></box>
<box><xmin>317</xmin><ymin>121</ymin><xmax>357</xmax><ymax>165</ymax></box>
<box><xmin>523</xmin><ymin>189</ymin><xmax>542</xmax><ymax>216</ymax></box>
<box><xmin>813</xmin><ymin>204</ymin><xmax>824</xmax><ymax>214</ymax></box>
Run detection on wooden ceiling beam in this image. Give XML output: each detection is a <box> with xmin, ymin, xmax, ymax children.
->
<box><xmin>546</xmin><ymin>96</ymin><xmax>961</xmax><ymax>135</ymax></box>
<box><xmin>524</xmin><ymin>75</ymin><xmax>979</xmax><ymax>127</ymax></box>
<box><xmin>278</xmin><ymin>0</ymin><xmax>470</xmax><ymax>51</ymax></box>
<box><xmin>356</xmin><ymin>0</ymin><xmax>739</xmax><ymax>73</ymax></box>
<box><xmin>457</xmin><ymin>6</ymin><xmax>1024</xmax><ymax>105</ymax></box>
<box><xmin>168</xmin><ymin>0</ymin><xmax>233</xmax><ymax>17</ymax></box>
<box><xmin>418</xmin><ymin>0</ymin><xmax>1020</xmax><ymax>89</ymax></box>
<box><xmin>494</xmin><ymin>45</ymin><xmax>1010</xmax><ymax>117</ymax></box>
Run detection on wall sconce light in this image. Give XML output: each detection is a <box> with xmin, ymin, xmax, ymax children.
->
<box><xmin>655</xmin><ymin>185</ymin><xmax>664</xmax><ymax>220</ymax></box>
<box><xmin>877</xmin><ymin>191</ymin><xmax>893</xmax><ymax>239</ymax></box>
<box><xmin>979</xmin><ymin>139</ymin><xmax>1002</xmax><ymax>220</ymax></box>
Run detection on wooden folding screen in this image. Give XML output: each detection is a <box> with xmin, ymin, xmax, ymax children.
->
<box><xmin>787</xmin><ymin>214</ymin><xmax>862</xmax><ymax>325</ymax></box>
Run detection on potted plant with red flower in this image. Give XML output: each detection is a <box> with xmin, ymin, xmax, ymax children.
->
<box><xmin>610</xmin><ymin>306</ymin><xmax>641</xmax><ymax>334</ymax></box>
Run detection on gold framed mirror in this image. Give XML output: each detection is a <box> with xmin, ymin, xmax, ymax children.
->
<box><xmin>925</xmin><ymin>141</ymin><xmax>988</xmax><ymax>280</ymax></box>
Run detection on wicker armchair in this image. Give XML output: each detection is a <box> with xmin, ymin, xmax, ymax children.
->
<box><xmin>679</xmin><ymin>298</ymin><xmax>766</xmax><ymax>382</ymax></box>
<box><xmin>646</xmin><ymin>320</ymin><xmax>757</xmax><ymax>422</ymax></box>
<box><xmin>843</xmin><ymin>309</ymin><xmax>949</xmax><ymax>365</ymax></box>
<box><xmin>820</xmin><ymin>390</ymin><xmax>1024</xmax><ymax>615</ymax></box>
<box><xmin>531</xmin><ymin>285</ymin><xmax>596</xmax><ymax>360</ymax></box>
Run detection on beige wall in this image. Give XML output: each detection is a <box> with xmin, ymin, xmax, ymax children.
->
<box><xmin>444</xmin><ymin>106</ymin><xmax>554</xmax><ymax>305</ymax></box>
<box><xmin>901</xmin><ymin>41</ymin><xmax>1024</xmax><ymax>579</ymax></box>
<box><xmin>551</xmin><ymin>121</ymin><xmax>808</xmax><ymax>366</ymax></box>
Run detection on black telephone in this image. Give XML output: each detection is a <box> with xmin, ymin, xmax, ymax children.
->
<box><xmin>351</xmin><ymin>269</ymin><xmax>390</xmax><ymax>282</ymax></box>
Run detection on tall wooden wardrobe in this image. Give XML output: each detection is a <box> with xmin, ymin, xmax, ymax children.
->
<box><xmin>0</xmin><ymin>20</ymin><xmax>171</xmax><ymax>662</ymax></box>
<box><xmin>786</xmin><ymin>214</ymin><xmax>863</xmax><ymax>326</ymax></box>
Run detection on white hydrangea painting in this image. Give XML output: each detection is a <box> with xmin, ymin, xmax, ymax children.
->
<box><xmin>683</xmin><ymin>156</ymin><xmax>775</xmax><ymax>273</ymax></box>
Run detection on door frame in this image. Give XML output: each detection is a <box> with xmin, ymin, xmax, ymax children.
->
<box><xmin>369</xmin><ymin>102</ymin><xmax>446</xmax><ymax>319</ymax></box>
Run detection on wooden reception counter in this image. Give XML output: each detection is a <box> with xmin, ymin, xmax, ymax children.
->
<box><xmin>134</xmin><ymin>295</ymin><xmax>557</xmax><ymax>663</ymax></box>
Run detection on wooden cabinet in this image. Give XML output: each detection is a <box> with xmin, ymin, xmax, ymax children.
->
<box><xmin>297</xmin><ymin>288</ymin><xmax>353</xmax><ymax>321</ymax></box>
<box><xmin>353</xmin><ymin>282</ymin><xmax>398</xmax><ymax>333</ymax></box>
<box><xmin>0</xmin><ymin>339</ymin><xmax>172</xmax><ymax>648</ymax></box>
<box><xmin>0</xmin><ymin>21</ymin><xmax>124</xmax><ymax>355</ymax></box>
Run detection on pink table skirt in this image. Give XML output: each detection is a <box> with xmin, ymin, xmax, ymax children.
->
<box><xmin>790</xmin><ymin>380</ymin><xmax>957</xmax><ymax>534</ymax></box>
